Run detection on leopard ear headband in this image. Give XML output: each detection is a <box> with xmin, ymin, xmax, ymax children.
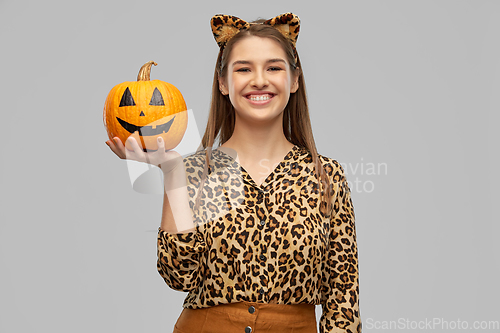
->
<box><xmin>210</xmin><ymin>12</ymin><xmax>300</xmax><ymax>58</ymax></box>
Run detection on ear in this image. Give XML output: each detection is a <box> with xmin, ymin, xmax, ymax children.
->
<box><xmin>211</xmin><ymin>14</ymin><xmax>250</xmax><ymax>49</ymax></box>
<box><xmin>218</xmin><ymin>75</ymin><xmax>229</xmax><ymax>95</ymax></box>
<box><xmin>263</xmin><ymin>13</ymin><xmax>300</xmax><ymax>50</ymax></box>
<box><xmin>290</xmin><ymin>70</ymin><xmax>299</xmax><ymax>94</ymax></box>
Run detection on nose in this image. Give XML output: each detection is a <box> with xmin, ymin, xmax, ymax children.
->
<box><xmin>250</xmin><ymin>69</ymin><xmax>269</xmax><ymax>88</ymax></box>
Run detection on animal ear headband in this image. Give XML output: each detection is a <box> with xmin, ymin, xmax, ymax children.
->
<box><xmin>210</xmin><ymin>12</ymin><xmax>300</xmax><ymax>56</ymax></box>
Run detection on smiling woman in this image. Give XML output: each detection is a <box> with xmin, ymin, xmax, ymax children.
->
<box><xmin>156</xmin><ymin>13</ymin><xmax>361</xmax><ymax>333</ymax></box>
<box><xmin>218</xmin><ymin>39</ymin><xmax>299</xmax><ymax>131</ymax></box>
<box><xmin>105</xmin><ymin>12</ymin><xmax>361</xmax><ymax>333</ymax></box>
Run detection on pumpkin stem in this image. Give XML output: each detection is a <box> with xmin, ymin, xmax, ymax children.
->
<box><xmin>137</xmin><ymin>61</ymin><xmax>158</xmax><ymax>81</ymax></box>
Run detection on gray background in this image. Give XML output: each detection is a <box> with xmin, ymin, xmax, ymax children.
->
<box><xmin>1</xmin><ymin>0</ymin><xmax>498</xmax><ymax>332</ymax></box>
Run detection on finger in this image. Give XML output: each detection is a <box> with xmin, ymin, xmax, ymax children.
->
<box><xmin>112</xmin><ymin>137</ymin><xmax>126</xmax><ymax>151</ymax></box>
<box><xmin>149</xmin><ymin>137</ymin><xmax>166</xmax><ymax>166</ymax></box>
<box><xmin>125</xmin><ymin>136</ymin><xmax>143</xmax><ymax>152</ymax></box>
<box><xmin>107</xmin><ymin>138</ymin><xmax>126</xmax><ymax>159</ymax></box>
<box><xmin>125</xmin><ymin>136</ymin><xmax>145</xmax><ymax>161</ymax></box>
<box><xmin>114</xmin><ymin>137</ymin><xmax>129</xmax><ymax>159</ymax></box>
<box><xmin>157</xmin><ymin>137</ymin><xmax>165</xmax><ymax>152</ymax></box>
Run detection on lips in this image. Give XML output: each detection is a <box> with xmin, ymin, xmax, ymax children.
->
<box><xmin>248</xmin><ymin>94</ymin><xmax>273</xmax><ymax>101</ymax></box>
<box><xmin>244</xmin><ymin>91</ymin><xmax>276</xmax><ymax>102</ymax></box>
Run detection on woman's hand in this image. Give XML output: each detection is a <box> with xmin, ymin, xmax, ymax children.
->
<box><xmin>105</xmin><ymin>136</ymin><xmax>182</xmax><ymax>173</ymax></box>
<box><xmin>106</xmin><ymin>136</ymin><xmax>194</xmax><ymax>233</ymax></box>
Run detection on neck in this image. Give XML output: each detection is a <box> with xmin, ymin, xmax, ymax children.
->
<box><xmin>219</xmin><ymin>114</ymin><xmax>294</xmax><ymax>163</ymax></box>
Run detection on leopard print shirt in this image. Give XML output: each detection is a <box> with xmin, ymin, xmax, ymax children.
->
<box><xmin>157</xmin><ymin>145</ymin><xmax>361</xmax><ymax>333</ymax></box>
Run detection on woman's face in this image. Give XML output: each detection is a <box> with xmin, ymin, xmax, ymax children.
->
<box><xmin>219</xmin><ymin>36</ymin><xmax>299</xmax><ymax>127</ymax></box>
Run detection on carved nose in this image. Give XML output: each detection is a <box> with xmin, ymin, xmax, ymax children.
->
<box><xmin>139</xmin><ymin>111</ymin><xmax>145</xmax><ymax>116</ymax></box>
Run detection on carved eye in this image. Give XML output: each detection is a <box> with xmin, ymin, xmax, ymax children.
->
<box><xmin>119</xmin><ymin>87</ymin><xmax>136</xmax><ymax>107</ymax></box>
<box><xmin>149</xmin><ymin>87</ymin><xmax>165</xmax><ymax>106</ymax></box>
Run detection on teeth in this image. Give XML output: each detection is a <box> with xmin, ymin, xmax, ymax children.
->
<box><xmin>249</xmin><ymin>95</ymin><xmax>272</xmax><ymax>101</ymax></box>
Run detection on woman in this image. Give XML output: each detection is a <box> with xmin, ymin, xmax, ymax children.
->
<box><xmin>107</xmin><ymin>12</ymin><xmax>361</xmax><ymax>333</ymax></box>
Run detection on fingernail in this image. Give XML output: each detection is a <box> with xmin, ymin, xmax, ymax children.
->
<box><xmin>157</xmin><ymin>137</ymin><xmax>163</xmax><ymax>143</ymax></box>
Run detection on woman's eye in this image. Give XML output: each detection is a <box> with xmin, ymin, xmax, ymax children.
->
<box><xmin>236</xmin><ymin>68</ymin><xmax>250</xmax><ymax>72</ymax></box>
<box><xmin>269</xmin><ymin>67</ymin><xmax>283</xmax><ymax>71</ymax></box>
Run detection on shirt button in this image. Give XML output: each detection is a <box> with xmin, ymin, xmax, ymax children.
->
<box><xmin>248</xmin><ymin>306</ymin><xmax>255</xmax><ymax>314</ymax></box>
<box><xmin>259</xmin><ymin>254</ymin><xmax>266</xmax><ymax>261</ymax></box>
<box><xmin>245</xmin><ymin>326</ymin><xmax>252</xmax><ymax>333</ymax></box>
<box><xmin>259</xmin><ymin>288</ymin><xmax>265</xmax><ymax>295</ymax></box>
<box><xmin>260</xmin><ymin>219</ymin><xmax>266</xmax><ymax>226</ymax></box>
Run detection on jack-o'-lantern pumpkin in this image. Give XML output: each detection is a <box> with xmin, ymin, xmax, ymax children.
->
<box><xmin>103</xmin><ymin>61</ymin><xmax>188</xmax><ymax>151</ymax></box>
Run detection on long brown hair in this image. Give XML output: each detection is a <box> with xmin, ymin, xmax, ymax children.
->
<box><xmin>196</xmin><ymin>20</ymin><xmax>333</xmax><ymax>217</ymax></box>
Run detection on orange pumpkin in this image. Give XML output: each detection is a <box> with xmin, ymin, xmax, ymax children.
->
<box><xmin>103</xmin><ymin>61</ymin><xmax>188</xmax><ymax>151</ymax></box>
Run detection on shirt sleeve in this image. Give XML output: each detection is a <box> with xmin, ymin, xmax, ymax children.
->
<box><xmin>320</xmin><ymin>170</ymin><xmax>361</xmax><ymax>333</ymax></box>
<box><xmin>157</xmin><ymin>227</ymin><xmax>207</xmax><ymax>292</ymax></box>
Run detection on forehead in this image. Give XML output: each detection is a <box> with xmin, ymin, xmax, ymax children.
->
<box><xmin>228</xmin><ymin>36</ymin><xmax>287</xmax><ymax>64</ymax></box>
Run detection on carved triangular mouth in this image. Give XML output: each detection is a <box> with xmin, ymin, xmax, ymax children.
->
<box><xmin>116</xmin><ymin>116</ymin><xmax>175</xmax><ymax>136</ymax></box>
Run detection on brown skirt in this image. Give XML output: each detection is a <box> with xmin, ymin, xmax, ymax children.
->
<box><xmin>173</xmin><ymin>301</ymin><xmax>317</xmax><ymax>333</ymax></box>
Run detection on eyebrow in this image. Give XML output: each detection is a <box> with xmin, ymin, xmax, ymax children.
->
<box><xmin>231</xmin><ymin>58</ymin><xmax>287</xmax><ymax>66</ymax></box>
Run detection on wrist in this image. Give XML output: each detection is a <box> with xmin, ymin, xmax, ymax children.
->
<box><xmin>162</xmin><ymin>163</ymin><xmax>188</xmax><ymax>191</ymax></box>
<box><xmin>159</xmin><ymin>156</ymin><xmax>183</xmax><ymax>175</ymax></box>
